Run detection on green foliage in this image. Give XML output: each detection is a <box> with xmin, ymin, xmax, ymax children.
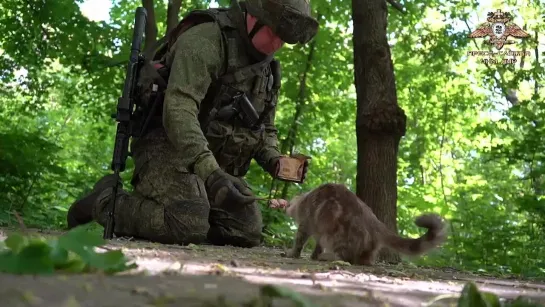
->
<box><xmin>0</xmin><ymin>224</ymin><xmax>137</xmax><ymax>275</ymax></box>
<box><xmin>456</xmin><ymin>282</ymin><xmax>542</xmax><ymax>307</ymax></box>
<box><xmin>258</xmin><ymin>284</ymin><xmax>314</xmax><ymax>307</ymax></box>
<box><xmin>0</xmin><ymin>0</ymin><xmax>544</xmax><ymax>280</ymax></box>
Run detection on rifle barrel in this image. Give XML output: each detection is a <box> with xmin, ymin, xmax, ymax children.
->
<box><xmin>118</xmin><ymin>7</ymin><xmax>147</xmax><ymax>117</ymax></box>
<box><xmin>103</xmin><ymin>7</ymin><xmax>147</xmax><ymax>240</ymax></box>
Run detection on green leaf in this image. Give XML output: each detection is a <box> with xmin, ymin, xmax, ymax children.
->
<box><xmin>87</xmin><ymin>250</ymin><xmax>137</xmax><ymax>274</ymax></box>
<box><xmin>48</xmin><ymin>240</ymin><xmax>69</xmax><ymax>267</ymax></box>
<box><xmin>5</xmin><ymin>233</ymin><xmax>28</xmax><ymax>253</ymax></box>
<box><xmin>0</xmin><ymin>251</ymin><xmax>19</xmax><ymax>274</ymax></box>
<box><xmin>0</xmin><ymin>226</ymin><xmax>135</xmax><ymax>275</ymax></box>
<box><xmin>457</xmin><ymin>282</ymin><xmax>500</xmax><ymax>307</ymax></box>
<box><xmin>57</xmin><ymin>225</ymin><xmax>105</xmax><ymax>258</ymax></box>
<box><xmin>260</xmin><ymin>284</ymin><xmax>315</xmax><ymax>307</ymax></box>
<box><xmin>505</xmin><ymin>296</ymin><xmax>544</xmax><ymax>307</ymax></box>
<box><xmin>52</xmin><ymin>206</ymin><xmax>68</xmax><ymax>212</ymax></box>
<box><xmin>15</xmin><ymin>240</ymin><xmax>55</xmax><ymax>275</ymax></box>
<box><xmin>56</xmin><ymin>258</ymin><xmax>88</xmax><ymax>274</ymax></box>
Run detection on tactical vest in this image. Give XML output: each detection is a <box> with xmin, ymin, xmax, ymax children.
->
<box><xmin>133</xmin><ymin>7</ymin><xmax>281</xmax><ymax>177</ymax></box>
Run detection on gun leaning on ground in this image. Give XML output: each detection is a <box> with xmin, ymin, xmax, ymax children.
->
<box><xmin>103</xmin><ymin>7</ymin><xmax>147</xmax><ymax>240</ymax></box>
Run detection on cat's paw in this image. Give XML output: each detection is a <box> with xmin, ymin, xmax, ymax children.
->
<box><xmin>284</xmin><ymin>250</ymin><xmax>301</xmax><ymax>258</ymax></box>
<box><xmin>317</xmin><ymin>252</ymin><xmax>337</xmax><ymax>262</ymax></box>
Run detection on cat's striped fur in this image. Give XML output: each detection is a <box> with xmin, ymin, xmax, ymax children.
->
<box><xmin>282</xmin><ymin>183</ymin><xmax>447</xmax><ymax>265</ymax></box>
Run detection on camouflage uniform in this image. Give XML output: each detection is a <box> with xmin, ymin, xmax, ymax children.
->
<box><xmin>67</xmin><ymin>0</ymin><xmax>318</xmax><ymax>248</ymax></box>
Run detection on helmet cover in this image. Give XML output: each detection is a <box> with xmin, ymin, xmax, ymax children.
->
<box><xmin>243</xmin><ymin>0</ymin><xmax>319</xmax><ymax>44</ymax></box>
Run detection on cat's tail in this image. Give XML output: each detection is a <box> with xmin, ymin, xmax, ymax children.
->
<box><xmin>381</xmin><ymin>214</ymin><xmax>447</xmax><ymax>256</ymax></box>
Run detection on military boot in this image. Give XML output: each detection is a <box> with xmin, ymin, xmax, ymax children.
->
<box><xmin>66</xmin><ymin>174</ymin><xmax>121</xmax><ymax>229</ymax></box>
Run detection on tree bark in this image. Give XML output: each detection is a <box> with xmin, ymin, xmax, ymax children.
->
<box><xmin>352</xmin><ymin>0</ymin><xmax>407</xmax><ymax>263</ymax></box>
<box><xmin>166</xmin><ymin>0</ymin><xmax>183</xmax><ymax>36</ymax></box>
<box><xmin>142</xmin><ymin>0</ymin><xmax>158</xmax><ymax>49</ymax></box>
<box><xmin>278</xmin><ymin>18</ymin><xmax>320</xmax><ymax>199</ymax></box>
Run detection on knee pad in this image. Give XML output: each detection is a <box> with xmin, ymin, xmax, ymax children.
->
<box><xmin>165</xmin><ymin>199</ymin><xmax>211</xmax><ymax>244</ymax></box>
<box><xmin>207</xmin><ymin>205</ymin><xmax>263</xmax><ymax>248</ymax></box>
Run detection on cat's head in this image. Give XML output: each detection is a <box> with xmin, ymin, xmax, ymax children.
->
<box><xmin>285</xmin><ymin>192</ymin><xmax>311</xmax><ymax>218</ymax></box>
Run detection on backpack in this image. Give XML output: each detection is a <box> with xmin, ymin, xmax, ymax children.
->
<box><xmin>131</xmin><ymin>7</ymin><xmax>281</xmax><ymax>138</ymax></box>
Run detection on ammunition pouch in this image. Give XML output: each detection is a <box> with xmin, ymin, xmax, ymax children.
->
<box><xmin>203</xmin><ymin>118</ymin><xmax>263</xmax><ymax>177</ymax></box>
<box><xmin>213</xmin><ymin>90</ymin><xmax>263</xmax><ymax>131</ymax></box>
<box><xmin>199</xmin><ymin>82</ymin><xmax>276</xmax><ymax>177</ymax></box>
<box><xmin>132</xmin><ymin>61</ymin><xmax>170</xmax><ymax>137</ymax></box>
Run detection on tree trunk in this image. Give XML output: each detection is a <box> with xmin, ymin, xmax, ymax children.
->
<box><xmin>142</xmin><ymin>0</ymin><xmax>158</xmax><ymax>49</ymax></box>
<box><xmin>166</xmin><ymin>0</ymin><xmax>183</xmax><ymax>36</ymax></box>
<box><xmin>352</xmin><ymin>0</ymin><xmax>407</xmax><ymax>263</ymax></box>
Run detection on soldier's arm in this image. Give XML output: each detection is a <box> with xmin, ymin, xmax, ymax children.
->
<box><xmin>254</xmin><ymin>103</ymin><xmax>282</xmax><ymax>175</ymax></box>
<box><xmin>162</xmin><ymin>22</ymin><xmax>225</xmax><ymax>181</ymax></box>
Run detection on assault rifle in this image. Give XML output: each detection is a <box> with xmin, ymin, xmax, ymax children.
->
<box><xmin>103</xmin><ymin>7</ymin><xmax>147</xmax><ymax>240</ymax></box>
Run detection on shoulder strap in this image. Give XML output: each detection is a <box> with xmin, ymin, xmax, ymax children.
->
<box><xmin>142</xmin><ymin>36</ymin><xmax>167</xmax><ymax>62</ymax></box>
<box><xmin>166</xmin><ymin>9</ymin><xmax>227</xmax><ymax>54</ymax></box>
<box><xmin>252</xmin><ymin>58</ymin><xmax>281</xmax><ymax>128</ymax></box>
<box><xmin>215</xmin><ymin>8</ymin><xmax>274</xmax><ymax>84</ymax></box>
<box><xmin>140</xmin><ymin>8</ymin><xmax>275</xmax><ymax>88</ymax></box>
<box><xmin>140</xmin><ymin>8</ymin><xmax>230</xmax><ymax>63</ymax></box>
<box><xmin>219</xmin><ymin>54</ymin><xmax>274</xmax><ymax>84</ymax></box>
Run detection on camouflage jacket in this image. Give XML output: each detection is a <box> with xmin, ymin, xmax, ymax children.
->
<box><xmin>160</xmin><ymin>11</ymin><xmax>282</xmax><ymax>181</ymax></box>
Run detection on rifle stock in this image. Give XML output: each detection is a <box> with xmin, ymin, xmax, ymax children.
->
<box><xmin>103</xmin><ymin>7</ymin><xmax>147</xmax><ymax>240</ymax></box>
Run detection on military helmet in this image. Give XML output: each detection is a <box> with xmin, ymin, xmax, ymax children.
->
<box><xmin>242</xmin><ymin>0</ymin><xmax>319</xmax><ymax>44</ymax></box>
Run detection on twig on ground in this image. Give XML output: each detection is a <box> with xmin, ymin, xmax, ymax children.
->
<box><xmin>422</xmin><ymin>293</ymin><xmax>460</xmax><ymax>306</ymax></box>
<box><xmin>13</xmin><ymin>211</ymin><xmax>28</xmax><ymax>234</ymax></box>
<box><xmin>332</xmin><ymin>270</ymin><xmax>357</xmax><ymax>276</ymax></box>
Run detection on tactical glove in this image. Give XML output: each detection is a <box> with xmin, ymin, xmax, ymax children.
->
<box><xmin>265</xmin><ymin>156</ymin><xmax>281</xmax><ymax>177</ymax></box>
<box><xmin>300</xmin><ymin>159</ymin><xmax>309</xmax><ymax>182</ymax></box>
<box><xmin>206</xmin><ymin>168</ymin><xmax>256</xmax><ymax>207</ymax></box>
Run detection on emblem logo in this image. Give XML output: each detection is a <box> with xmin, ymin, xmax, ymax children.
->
<box><xmin>468</xmin><ymin>9</ymin><xmax>530</xmax><ymax>50</ymax></box>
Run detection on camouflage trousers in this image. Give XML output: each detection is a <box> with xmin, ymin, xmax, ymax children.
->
<box><xmin>92</xmin><ymin>128</ymin><xmax>263</xmax><ymax>247</ymax></box>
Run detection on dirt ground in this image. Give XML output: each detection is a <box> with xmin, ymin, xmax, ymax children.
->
<box><xmin>1</xmin><ymin>228</ymin><xmax>545</xmax><ymax>307</ymax></box>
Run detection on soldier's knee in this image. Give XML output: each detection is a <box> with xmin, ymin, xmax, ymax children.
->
<box><xmin>239</xmin><ymin>227</ymin><xmax>262</xmax><ymax>248</ymax></box>
<box><xmin>207</xmin><ymin>205</ymin><xmax>263</xmax><ymax>248</ymax></box>
<box><xmin>207</xmin><ymin>226</ymin><xmax>262</xmax><ymax>248</ymax></box>
<box><xmin>92</xmin><ymin>186</ymin><xmax>129</xmax><ymax>223</ymax></box>
<box><xmin>165</xmin><ymin>199</ymin><xmax>211</xmax><ymax>244</ymax></box>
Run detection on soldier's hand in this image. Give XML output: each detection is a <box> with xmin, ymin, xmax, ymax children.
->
<box><xmin>268</xmin><ymin>157</ymin><xmax>281</xmax><ymax>176</ymax></box>
<box><xmin>299</xmin><ymin>159</ymin><xmax>309</xmax><ymax>183</ymax></box>
<box><xmin>205</xmin><ymin>169</ymin><xmax>256</xmax><ymax>207</ymax></box>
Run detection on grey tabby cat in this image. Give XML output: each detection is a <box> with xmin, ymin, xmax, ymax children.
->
<box><xmin>270</xmin><ymin>183</ymin><xmax>447</xmax><ymax>265</ymax></box>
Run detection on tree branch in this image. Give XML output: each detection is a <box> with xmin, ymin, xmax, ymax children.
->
<box><xmin>386</xmin><ymin>0</ymin><xmax>405</xmax><ymax>14</ymax></box>
<box><xmin>534</xmin><ymin>30</ymin><xmax>539</xmax><ymax>98</ymax></box>
<box><xmin>507</xmin><ymin>24</ymin><xmax>530</xmax><ymax>106</ymax></box>
<box><xmin>142</xmin><ymin>0</ymin><xmax>158</xmax><ymax>49</ymax></box>
<box><xmin>520</xmin><ymin>24</ymin><xmax>528</xmax><ymax>70</ymax></box>
<box><xmin>277</xmin><ymin>14</ymin><xmax>321</xmax><ymax>199</ymax></box>
<box><xmin>166</xmin><ymin>0</ymin><xmax>183</xmax><ymax>36</ymax></box>
<box><xmin>532</xmin><ymin>30</ymin><xmax>542</xmax><ymax>196</ymax></box>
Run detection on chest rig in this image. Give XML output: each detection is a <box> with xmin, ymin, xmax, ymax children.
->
<box><xmin>133</xmin><ymin>7</ymin><xmax>281</xmax><ymax>177</ymax></box>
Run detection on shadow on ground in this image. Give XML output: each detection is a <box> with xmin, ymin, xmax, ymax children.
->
<box><xmin>1</xmin><ymin>228</ymin><xmax>545</xmax><ymax>307</ymax></box>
